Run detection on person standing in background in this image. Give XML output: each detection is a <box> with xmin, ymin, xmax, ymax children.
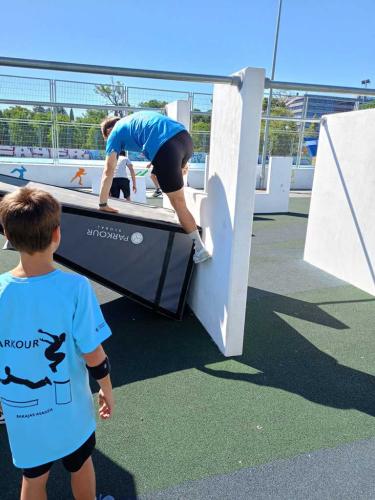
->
<box><xmin>110</xmin><ymin>151</ymin><xmax>137</xmax><ymax>201</ymax></box>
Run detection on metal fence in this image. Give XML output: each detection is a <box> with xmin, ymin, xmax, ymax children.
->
<box><xmin>0</xmin><ymin>71</ymin><xmax>372</xmax><ymax>168</ymax></box>
<box><xmin>0</xmin><ymin>74</ymin><xmax>213</xmax><ymax>163</ymax></box>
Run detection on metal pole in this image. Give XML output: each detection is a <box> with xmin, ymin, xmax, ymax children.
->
<box><xmin>265</xmin><ymin>79</ymin><xmax>375</xmax><ymax>96</ymax></box>
<box><xmin>0</xmin><ymin>56</ymin><xmax>241</xmax><ymax>87</ymax></box>
<box><xmin>260</xmin><ymin>0</ymin><xmax>283</xmax><ymax>189</ymax></box>
<box><xmin>49</xmin><ymin>80</ymin><xmax>59</xmax><ymax>165</ymax></box>
<box><xmin>296</xmin><ymin>96</ymin><xmax>308</xmax><ymax>168</ymax></box>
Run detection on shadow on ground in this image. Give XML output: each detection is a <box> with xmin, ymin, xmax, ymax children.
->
<box><xmin>202</xmin><ymin>287</ymin><xmax>375</xmax><ymax>417</ymax></box>
<box><xmin>0</xmin><ymin>426</ymin><xmax>136</xmax><ymax>499</ymax></box>
<box><xmin>103</xmin><ymin>286</ymin><xmax>375</xmax><ymax>418</ymax></box>
<box><xmin>253</xmin><ymin>211</ymin><xmax>309</xmax><ymax>221</ymax></box>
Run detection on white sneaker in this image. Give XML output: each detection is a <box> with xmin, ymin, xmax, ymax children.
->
<box><xmin>193</xmin><ymin>248</ymin><xmax>211</xmax><ymax>264</ymax></box>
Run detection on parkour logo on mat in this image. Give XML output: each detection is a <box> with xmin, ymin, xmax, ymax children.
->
<box><xmin>86</xmin><ymin>225</ymin><xmax>144</xmax><ymax>244</ymax></box>
<box><xmin>87</xmin><ymin>224</ymin><xmax>129</xmax><ymax>241</ymax></box>
<box><xmin>131</xmin><ymin>232</ymin><xmax>143</xmax><ymax>245</ymax></box>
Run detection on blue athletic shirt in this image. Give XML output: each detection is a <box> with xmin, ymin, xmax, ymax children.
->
<box><xmin>105</xmin><ymin>111</ymin><xmax>185</xmax><ymax>161</ymax></box>
<box><xmin>0</xmin><ymin>269</ymin><xmax>111</xmax><ymax>468</ymax></box>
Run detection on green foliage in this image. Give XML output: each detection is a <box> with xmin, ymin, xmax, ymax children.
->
<box><xmin>262</xmin><ymin>97</ymin><xmax>288</xmax><ymax>112</ymax></box>
<box><xmin>0</xmin><ymin>105</ymin><xmax>108</xmax><ymax>150</ymax></box>
<box><xmin>191</xmin><ymin>112</ymin><xmax>211</xmax><ymax>152</ymax></box>
<box><xmin>77</xmin><ymin>109</ymin><xmax>108</xmax><ymax>124</ymax></box>
<box><xmin>2</xmin><ymin>106</ymin><xmax>39</xmax><ymax>146</ymax></box>
<box><xmin>359</xmin><ymin>99</ymin><xmax>375</xmax><ymax>110</ymax></box>
<box><xmin>192</xmin><ymin>132</ymin><xmax>210</xmax><ymax>152</ymax></box>
<box><xmin>138</xmin><ymin>99</ymin><xmax>167</xmax><ymax>108</ymax></box>
<box><xmin>260</xmin><ymin>99</ymin><xmax>298</xmax><ymax>156</ymax></box>
<box><xmin>0</xmin><ymin>110</ymin><xmax>10</xmax><ymax>144</ymax></box>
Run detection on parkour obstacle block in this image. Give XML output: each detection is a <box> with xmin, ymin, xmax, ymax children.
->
<box><xmin>0</xmin><ymin>175</ymin><xmax>195</xmax><ymax>319</ymax></box>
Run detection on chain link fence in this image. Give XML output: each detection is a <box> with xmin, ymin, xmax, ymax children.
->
<box><xmin>0</xmin><ymin>73</ymin><xmax>366</xmax><ymax>166</ymax></box>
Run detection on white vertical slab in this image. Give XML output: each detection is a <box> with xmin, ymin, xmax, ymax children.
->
<box><xmin>304</xmin><ymin>109</ymin><xmax>375</xmax><ymax>295</ymax></box>
<box><xmin>166</xmin><ymin>100</ymin><xmax>191</xmax><ymax>131</ymax></box>
<box><xmin>254</xmin><ymin>156</ymin><xmax>293</xmax><ymax>213</ymax></box>
<box><xmin>186</xmin><ymin>67</ymin><xmax>265</xmax><ymax>356</ymax></box>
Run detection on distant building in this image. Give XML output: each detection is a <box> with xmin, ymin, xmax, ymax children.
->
<box><xmin>285</xmin><ymin>94</ymin><xmax>357</xmax><ymax>120</ymax></box>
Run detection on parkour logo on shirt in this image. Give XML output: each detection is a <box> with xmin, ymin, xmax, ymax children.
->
<box><xmin>0</xmin><ymin>339</ymin><xmax>40</xmax><ymax>349</ymax></box>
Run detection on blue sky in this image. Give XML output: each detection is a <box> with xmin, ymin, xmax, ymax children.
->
<box><xmin>0</xmin><ymin>0</ymin><xmax>374</xmax><ymax>94</ymax></box>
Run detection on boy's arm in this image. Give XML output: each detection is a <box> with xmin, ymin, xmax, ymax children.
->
<box><xmin>83</xmin><ymin>345</ymin><xmax>114</xmax><ymax>419</ymax></box>
<box><xmin>99</xmin><ymin>152</ymin><xmax>118</xmax><ymax>213</ymax></box>
<box><xmin>128</xmin><ymin>163</ymin><xmax>137</xmax><ymax>192</ymax></box>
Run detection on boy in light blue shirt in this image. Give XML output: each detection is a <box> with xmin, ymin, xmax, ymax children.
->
<box><xmin>0</xmin><ymin>187</ymin><xmax>114</xmax><ymax>499</ymax></box>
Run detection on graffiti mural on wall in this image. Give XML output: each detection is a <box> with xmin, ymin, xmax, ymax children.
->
<box><xmin>0</xmin><ymin>145</ymin><xmax>207</xmax><ymax>163</ymax></box>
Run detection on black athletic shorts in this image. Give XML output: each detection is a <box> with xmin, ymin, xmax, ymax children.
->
<box><xmin>22</xmin><ymin>432</ymin><xmax>96</xmax><ymax>478</ymax></box>
<box><xmin>110</xmin><ymin>177</ymin><xmax>130</xmax><ymax>199</ymax></box>
<box><xmin>152</xmin><ymin>130</ymin><xmax>193</xmax><ymax>193</ymax></box>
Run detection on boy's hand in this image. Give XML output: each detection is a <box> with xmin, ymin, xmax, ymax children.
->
<box><xmin>133</xmin><ymin>184</ymin><xmax>137</xmax><ymax>193</ymax></box>
<box><xmin>98</xmin><ymin>388</ymin><xmax>114</xmax><ymax>419</ymax></box>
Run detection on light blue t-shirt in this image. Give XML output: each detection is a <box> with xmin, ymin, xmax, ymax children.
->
<box><xmin>105</xmin><ymin>111</ymin><xmax>185</xmax><ymax>161</ymax></box>
<box><xmin>0</xmin><ymin>269</ymin><xmax>111</xmax><ymax>468</ymax></box>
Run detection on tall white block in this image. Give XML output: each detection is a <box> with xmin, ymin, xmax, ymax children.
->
<box><xmin>304</xmin><ymin>109</ymin><xmax>375</xmax><ymax>295</ymax></box>
<box><xmin>166</xmin><ymin>100</ymin><xmax>191</xmax><ymax>131</ymax></box>
<box><xmin>186</xmin><ymin>67</ymin><xmax>265</xmax><ymax>356</ymax></box>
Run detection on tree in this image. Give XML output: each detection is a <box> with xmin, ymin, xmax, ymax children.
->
<box><xmin>138</xmin><ymin>99</ymin><xmax>167</xmax><ymax>109</ymax></box>
<box><xmin>192</xmin><ymin>113</ymin><xmax>211</xmax><ymax>129</ymax></box>
<box><xmin>359</xmin><ymin>99</ymin><xmax>375</xmax><ymax>110</ymax></box>
<box><xmin>0</xmin><ymin>110</ymin><xmax>10</xmax><ymax>145</ymax></box>
<box><xmin>85</xmin><ymin>126</ymin><xmax>105</xmax><ymax>150</ymax></box>
<box><xmin>95</xmin><ymin>79</ymin><xmax>128</xmax><ymax>117</ymax></box>
<box><xmin>78</xmin><ymin>109</ymin><xmax>108</xmax><ymax>124</ymax></box>
<box><xmin>262</xmin><ymin>96</ymin><xmax>288</xmax><ymax>112</ymax></box>
<box><xmin>55</xmin><ymin>107</ymin><xmax>67</xmax><ymax>116</ymax></box>
<box><xmin>33</xmin><ymin>105</ymin><xmax>48</xmax><ymax>114</ymax></box>
<box><xmin>69</xmin><ymin>108</ymin><xmax>75</xmax><ymax>121</ymax></box>
<box><xmin>259</xmin><ymin>101</ymin><xmax>298</xmax><ymax>157</ymax></box>
<box><xmin>2</xmin><ymin>106</ymin><xmax>37</xmax><ymax>146</ymax></box>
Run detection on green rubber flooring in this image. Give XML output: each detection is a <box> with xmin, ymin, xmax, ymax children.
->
<box><xmin>1</xmin><ymin>195</ymin><xmax>375</xmax><ymax>499</ymax></box>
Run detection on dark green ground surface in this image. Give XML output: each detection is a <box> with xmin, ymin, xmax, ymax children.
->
<box><xmin>1</xmin><ymin>196</ymin><xmax>375</xmax><ymax>499</ymax></box>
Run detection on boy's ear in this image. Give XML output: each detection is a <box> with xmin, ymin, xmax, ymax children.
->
<box><xmin>52</xmin><ymin>225</ymin><xmax>61</xmax><ymax>242</ymax></box>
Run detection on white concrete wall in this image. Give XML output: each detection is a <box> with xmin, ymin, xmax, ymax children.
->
<box><xmin>0</xmin><ymin>162</ymin><xmax>93</xmax><ymax>188</ymax></box>
<box><xmin>0</xmin><ymin>161</ymin><xmax>155</xmax><ymax>188</ymax></box>
<box><xmin>304</xmin><ymin>109</ymin><xmax>375</xmax><ymax>296</ymax></box>
<box><xmin>181</xmin><ymin>67</ymin><xmax>265</xmax><ymax>356</ymax></box>
<box><xmin>290</xmin><ymin>167</ymin><xmax>314</xmax><ymax>190</ymax></box>
<box><xmin>188</xmin><ymin>165</ymin><xmax>315</xmax><ymax>191</ymax></box>
<box><xmin>166</xmin><ymin>100</ymin><xmax>191</xmax><ymax>131</ymax></box>
<box><xmin>254</xmin><ymin>156</ymin><xmax>293</xmax><ymax>213</ymax></box>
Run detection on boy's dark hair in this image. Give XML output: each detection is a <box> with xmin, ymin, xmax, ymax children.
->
<box><xmin>100</xmin><ymin>116</ymin><xmax>121</xmax><ymax>139</ymax></box>
<box><xmin>0</xmin><ymin>187</ymin><xmax>61</xmax><ymax>254</ymax></box>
